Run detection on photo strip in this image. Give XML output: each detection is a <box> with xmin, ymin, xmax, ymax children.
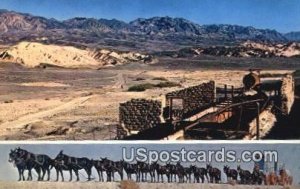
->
<box><xmin>1</xmin><ymin>0</ymin><xmax>300</xmax><ymax>188</ymax></box>
<box><xmin>1</xmin><ymin>141</ymin><xmax>300</xmax><ymax>188</ymax></box>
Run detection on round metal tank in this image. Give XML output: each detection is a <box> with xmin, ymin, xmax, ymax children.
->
<box><xmin>243</xmin><ymin>72</ymin><xmax>260</xmax><ymax>90</ymax></box>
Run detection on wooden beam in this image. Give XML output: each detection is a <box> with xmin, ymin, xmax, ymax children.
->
<box><xmin>256</xmin><ymin>102</ymin><xmax>260</xmax><ymax>140</ymax></box>
<box><xmin>169</xmin><ymin>97</ymin><xmax>173</xmax><ymax>122</ymax></box>
<box><xmin>215</xmin><ymin>99</ymin><xmax>264</xmax><ymax>115</ymax></box>
<box><xmin>237</xmin><ymin>105</ymin><xmax>243</xmax><ymax>131</ymax></box>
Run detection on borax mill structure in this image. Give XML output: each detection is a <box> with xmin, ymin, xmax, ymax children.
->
<box><xmin>116</xmin><ymin>70</ymin><xmax>295</xmax><ymax>140</ymax></box>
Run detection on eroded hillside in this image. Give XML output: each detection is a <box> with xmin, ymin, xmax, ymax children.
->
<box><xmin>162</xmin><ymin>41</ymin><xmax>300</xmax><ymax>58</ymax></box>
<box><xmin>0</xmin><ymin>42</ymin><xmax>152</xmax><ymax>68</ymax></box>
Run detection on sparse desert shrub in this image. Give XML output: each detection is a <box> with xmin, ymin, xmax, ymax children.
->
<box><xmin>134</xmin><ymin>77</ymin><xmax>145</xmax><ymax>81</ymax></box>
<box><xmin>128</xmin><ymin>81</ymin><xmax>180</xmax><ymax>92</ymax></box>
<box><xmin>4</xmin><ymin>100</ymin><xmax>13</xmax><ymax>103</ymax></box>
<box><xmin>155</xmin><ymin>81</ymin><xmax>181</xmax><ymax>88</ymax></box>
<box><xmin>152</xmin><ymin>77</ymin><xmax>168</xmax><ymax>81</ymax></box>
<box><xmin>119</xmin><ymin>180</ymin><xmax>139</xmax><ymax>189</ymax></box>
<box><xmin>128</xmin><ymin>83</ymin><xmax>155</xmax><ymax>92</ymax></box>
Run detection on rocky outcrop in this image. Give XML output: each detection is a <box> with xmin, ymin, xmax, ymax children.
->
<box><xmin>245</xmin><ymin>105</ymin><xmax>277</xmax><ymax>140</ymax></box>
<box><xmin>168</xmin><ymin>41</ymin><xmax>300</xmax><ymax>58</ymax></box>
<box><xmin>242</xmin><ymin>41</ymin><xmax>300</xmax><ymax>57</ymax></box>
<box><xmin>280</xmin><ymin>74</ymin><xmax>295</xmax><ymax>115</ymax></box>
<box><xmin>89</xmin><ymin>49</ymin><xmax>152</xmax><ymax>65</ymax></box>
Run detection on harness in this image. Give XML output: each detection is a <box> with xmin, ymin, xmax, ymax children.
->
<box><xmin>55</xmin><ymin>159</ymin><xmax>68</xmax><ymax>169</ymax></box>
<box><xmin>68</xmin><ymin>157</ymin><xmax>83</xmax><ymax>169</ymax></box>
<box><xmin>33</xmin><ymin>154</ymin><xmax>45</xmax><ymax>166</ymax></box>
<box><xmin>17</xmin><ymin>151</ymin><xmax>26</xmax><ymax>159</ymax></box>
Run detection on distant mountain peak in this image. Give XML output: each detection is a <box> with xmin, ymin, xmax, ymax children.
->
<box><xmin>285</xmin><ymin>31</ymin><xmax>300</xmax><ymax>41</ymax></box>
<box><xmin>0</xmin><ymin>10</ymin><xmax>293</xmax><ymax>50</ymax></box>
<box><xmin>129</xmin><ymin>16</ymin><xmax>203</xmax><ymax>35</ymax></box>
<box><xmin>0</xmin><ymin>9</ymin><xmax>9</xmax><ymax>13</ymax></box>
<box><xmin>130</xmin><ymin>16</ymin><xmax>200</xmax><ymax>25</ymax></box>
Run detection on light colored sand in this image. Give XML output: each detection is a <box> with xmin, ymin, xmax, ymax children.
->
<box><xmin>0</xmin><ymin>98</ymin><xmax>64</xmax><ymax>123</ymax></box>
<box><xmin>19</xmin><ymin>82</ymin><xmax>70</xmax><ymax>87</ymax></box>
<box><xmin>0</xmin><ymin>181</ymin><xmax>297</xmax><ymax>189</ymax></box>
<box><xmin>145</xmin><ymin>70</ymin><xmax>293</xmax><ymax>87</ymax></box>
<box><xmin>0</xmin><ymin>95</ymin><xmax>94</xmax><ymax>135</ymax></box>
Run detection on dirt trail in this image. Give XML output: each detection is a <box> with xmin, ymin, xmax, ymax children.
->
<box><xmin>0</xmin><ymin>95</ymin><xmax>94</xmax><ymax>135</ymax></box>
<box><xmin>113</xmin><ymin>73</ymin><xmax>126</xmax><ymax>89</ymax></box>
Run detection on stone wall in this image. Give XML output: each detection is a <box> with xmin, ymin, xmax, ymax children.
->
<box><xmin>119</xmin><ymin>99</ymin><xmax>162</xmax><ymax>133</ymax></box>
<box><xmin>165</xmin><ymin>81</ymin><xmax>215</xmax><ymax>118</ymax></box>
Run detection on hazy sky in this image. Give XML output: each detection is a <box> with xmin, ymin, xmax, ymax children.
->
<box><xmin>1</xmin><ymin>142</ymin><xmax>300</xmax><ymax>185</ymax></box>
<box><xmin>0</xmin><ymin>0</ymin><xmax>299</xmax><ymax>33</ymax></box>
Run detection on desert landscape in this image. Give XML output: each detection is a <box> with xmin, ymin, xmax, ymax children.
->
<box><xmin>0</xmin><ymin>52</ymin><xmax>299</xmax><ymax>140</ymax></box>
<box><xmin>0</xmin><ymin>9</ymin><xmax>300</xmax><ymax>140</ymax></box>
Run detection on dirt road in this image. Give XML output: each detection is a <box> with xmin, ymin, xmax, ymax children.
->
<box><xmin>0</xmin><ymin>95</ymin><xmax>94</xmax><ymax>137</ymax></box>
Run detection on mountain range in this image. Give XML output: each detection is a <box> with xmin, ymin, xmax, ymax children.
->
<box><xmin>284</xmin><ymin>31</ymin><xmax>300</xmax><ymax>41</ymax></box>
<box><xmin>0</xmin><ymin>9</ymin><xmax>299</xmax><ymax>51</ymax></box>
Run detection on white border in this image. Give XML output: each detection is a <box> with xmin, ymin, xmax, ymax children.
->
<box><xmin>0</xmin><ymin>140</ymin><xmax>299</xmax><ymax>144</ymax></box>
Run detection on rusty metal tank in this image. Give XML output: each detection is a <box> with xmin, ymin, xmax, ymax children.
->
<box><xmin>243</xmin><ymin>72</ymin><xmax>260</xmax><ymax>90</ymax></box>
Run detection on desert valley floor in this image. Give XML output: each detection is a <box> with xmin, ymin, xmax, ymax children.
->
<box><xmin>0</xmin><ymin>57</ymin><xmax>299</xmax><ymax>140</ymax></box>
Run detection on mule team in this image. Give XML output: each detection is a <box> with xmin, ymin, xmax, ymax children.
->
<box><xmin>8</xmin><ymin>147</ymin><xmax>292</xmax><ymax>185</ymax></box>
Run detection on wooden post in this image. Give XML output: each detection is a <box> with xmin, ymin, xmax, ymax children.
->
<box><xmin>231</xmin><ymin>86</ymin><xmax>234</xmax><ymax>100</ymax></box>
<box><xmin>237</xmin><ymin>105</ymin><xmax>243</xmax><ymax>131</ymax></box>
<box><xmin>256</xmin><ymin>102</ymin><xmax>260</xmax><ymax>140</ymax></box>
<box><xmin>224</xmin><ymin>84</ymin><xmax>227</xmax><ymax>100</ymax></box>
<box><xmin>169</xmin><ymin>98</ymin><xmax>173</xmax><ymax>122</ymax></box>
